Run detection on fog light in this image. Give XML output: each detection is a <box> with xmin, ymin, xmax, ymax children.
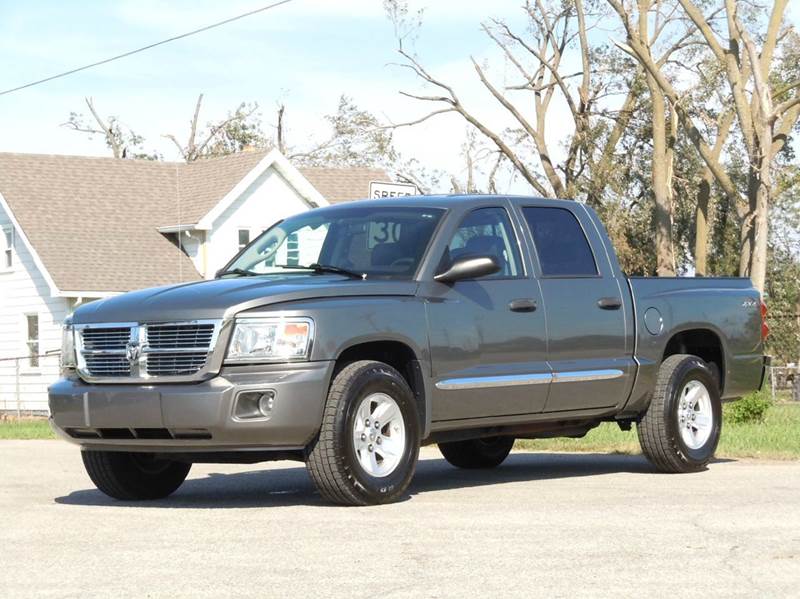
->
<box><xmin>234</xmin><ymin>390</ymin><xmax>276</xmax><ymax>420</ymax></box>
<box><xmin>258</xmin><ymin>391</ymin><xmax>275</xmax><ymax>416</ymax></box>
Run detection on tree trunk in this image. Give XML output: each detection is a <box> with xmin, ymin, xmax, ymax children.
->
<box><xmin>635</xmin><ymin>0</ymin><xmax>675</xmax><ymax>276</ymax></box>
<box><xmin>738</xmin><ymin>169</ymin><xmax>758</xmax><ymax>278</ymax></box>
<box><xmin>649</xmin><ymin>87</ymin><xmax>676</xmax><ymax>276</ymax></box>
<box><xmin>749</xmin><ymin>135</ymin><xmax>772</xmax><ymax>292</ymax></box>
<box><xmin>694</xmin><ymin>171</ymin><xmax>712</xmax><ymax>276</ymax></box>
<box><xmin>277</xmin><ymin>104</ymin><xmax>286</xmax><ymax>154</ymax></box>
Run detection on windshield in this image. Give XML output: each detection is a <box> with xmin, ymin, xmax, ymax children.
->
<box><xmin>224</xmin><ymin>206</ymin><xmax>445</xmax><ymax>280</ymax></box>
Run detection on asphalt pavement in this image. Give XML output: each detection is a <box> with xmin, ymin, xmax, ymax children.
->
<box><xmin>1</xmin><ymin>440</ymin><xmax>798</xmax><ymax>598</ymax></box>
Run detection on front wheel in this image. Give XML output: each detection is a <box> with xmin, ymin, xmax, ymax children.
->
<box><xmin>439</xmin><ymin>436</ymin><xmax>515</xmax><ymax>469</ymax></box>
<box><xmin>82</xmin><ymin>450</ymin><xmax>191</xmax><ymax>500</ymax></box>
<box><xmin>305</xmin><ymin>360</ymin><xmax>420</xmax><ymax>506</ymax></box>
<box><xmin>638</xmin><ymin>354</ymin><xmax>722</xmax><ymax>473</ymax></box>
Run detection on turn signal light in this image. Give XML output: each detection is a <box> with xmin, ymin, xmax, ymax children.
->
<box><xmin>760</xmin><ymin>300</ymin><xmax>769</xmax><ymax>341</ymax></box>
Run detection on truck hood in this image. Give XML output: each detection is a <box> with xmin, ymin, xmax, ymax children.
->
<box><xmin>71</xmin><ymin>275</ymin><xmax>419</xmax><ymax>324</ymax></box>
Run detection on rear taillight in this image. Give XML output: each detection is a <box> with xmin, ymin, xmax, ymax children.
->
<box><xmin>760</xmin><ymin>300</ymin><xmax>769</xmax><ymax>341</ymax></box>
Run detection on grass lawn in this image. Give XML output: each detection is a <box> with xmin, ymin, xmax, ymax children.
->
<box><xmin>0</xmin><ymin>418</ymin><xmax>55</xmax><ymax>440</ymax></box>
<box><xmin>516</xmin><ymin>402</ymin><xmax>800</xmax><ymax>460</ymax></box>
<box><xmin>2</xmin><ymin>401</ymin><xmax>798</xmax><ymax>459</ymax></box>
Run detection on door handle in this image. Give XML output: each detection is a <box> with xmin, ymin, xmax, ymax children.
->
<box><xmin>597</xmin><ymin>297</ymin><xmax>622</xmax><ymax>310</ymax></box>
<box><xmin>509</xmin><ymin>298</ymin><xmax>537</xmax><ymax>312</ymax></box>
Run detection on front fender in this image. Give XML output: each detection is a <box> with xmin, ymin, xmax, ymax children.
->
<box><xmin>236</xmin><ymin>296</ymin><xmax>433</xmax><ymax>432</ymax></box>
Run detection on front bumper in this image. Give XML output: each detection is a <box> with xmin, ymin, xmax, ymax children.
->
<box><xmin>48</xmin><ymin>361</ymin><xmax>335</xmax><ymax>452</ymax></box>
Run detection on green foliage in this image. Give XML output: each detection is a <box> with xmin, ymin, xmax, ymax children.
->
<box><xmin>723</xmin><ymin>390</ymin><xmax>772</xmax><ymax>425</ymax></box>
<box><xmin>294</xmin><ymin>95</ymin><xmax>397</xmax><ymax>168</ymax></box>
<box><xmin>203</xmin><ymin>102</ymin><xmax>268</xmax><ymax>157</ymax></box>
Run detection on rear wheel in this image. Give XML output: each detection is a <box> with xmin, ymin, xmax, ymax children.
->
<box><xmin>638</xmin><ymin>354</ymin><xmax>722</xmax><ymax>473</ymax></box>
<box><xmin>439</xmin><ymin>436</ymin><xmax>515</xmax><ymax>469</ymax></box>
<box><xmin>82</xmin><ymin>450</ymin><xmax>191</xmax><ymax>500</ymax></box>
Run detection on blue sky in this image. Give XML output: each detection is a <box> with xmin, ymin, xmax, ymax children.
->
<box><xmin>0</xmin><ymin>0</ymin><xmax>535</xmax><ymax>187</ymax></box>
<box><xmin>2</xmin><ymin>1</ymin><xmax>798</xmax><ymax>193</ymax></box>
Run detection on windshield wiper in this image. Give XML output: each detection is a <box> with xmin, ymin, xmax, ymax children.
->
<box><xmin>215</xmin><ymin>268</ymin><xmax>261</xmax><ymax>278</ymax></box>
<box><xmin>274</xmin><ymin>263</ymin><xmax>366</xmax><ymax>280</ymax></box>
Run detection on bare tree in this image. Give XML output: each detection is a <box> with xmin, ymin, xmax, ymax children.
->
<box><xmin>628</xmin><ymin>0</ymin><xmax>678</xmax><ymax>275</ymax></box>
<box><xmin>608</xmin><ymin>0</ymin><xmax>800</xmax><ymax>291</ymax></box>
<box><xmin>62</xmin><ymin>97</ymin><xmax>155</xmax><ymax>159</ymax></box>
<box><xmin>276</xmin><ymin>104</ymin><xmax>286</xmax><ymax>154</ymax></box>
<box><xmin>386</xmin><ymin>0</ymin><xmax>607</xmax><ymax>199</ymax></box>
<box><xmin>163</xmin><ymin>94</ymin><xmax>267</xmax><ymax>162</ymax></box>
<box><xmin>694</xmin><ymin>110</ymin><xmax>733</xmax><ymax>276</ymax></box>
<box><xmin>385</xmin><ymin>0</ymin><xmax>700</xmax><ymax>272</ymax></box>
<box><xmin>288</xmin><ymin>95</ymin><xmax>397</xmax><ymax>167</ymax></box>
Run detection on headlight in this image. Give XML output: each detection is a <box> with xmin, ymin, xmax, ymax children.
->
<box><xmin>60</xmin><ymin>325</ymin><xmax>77</xmax><ymax>370</ymax></box>
<box><xmin>226</xmin><ymin>317</ymin><xmax>313</xmax><ymax>363</ymax></box>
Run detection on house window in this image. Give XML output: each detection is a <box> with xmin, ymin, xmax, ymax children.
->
<box><xmin>2</xmin><ymin>226</ymin><xmax>13</xmax><ymax>270</ymax></box>
<box><xmin>26</xmin><ymin>314</ymin><xmax>39</xmax><ymax>368</ymax></box>
<box><xmin>286</xmin><ymin>232</ymin><xmax>300</xmax><ymax>265</ymax></box>
<box><xmin>238</xmin><ymin>229</ymin><xmax>251</xmax><ymax>251</ymax></box>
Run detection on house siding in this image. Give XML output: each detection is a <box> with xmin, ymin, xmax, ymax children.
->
<box><xmin>0</xmin><ymin>156</ymin><xmax>333</xmax><ymax>413</ymax></box>
<box><xmin>206</xmin><ymin>167</ymin><xmax>312</xmax><ymax>278</ymax></box>
<box><xmin>0</xmin><ymin>204</ymin><xmax>68</xmax><ymax>413</ymax></box>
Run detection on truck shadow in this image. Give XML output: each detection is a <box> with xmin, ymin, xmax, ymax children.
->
<box><xmin>54</xmin><ymin>452</ymin><xmax>732</xmax><ymax>509</ymax></box>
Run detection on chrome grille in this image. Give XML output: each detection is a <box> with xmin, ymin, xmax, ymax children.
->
<box><xmin>84</xmin><ymin>355</ymin><xmax>131</xmax><ymax>376</ymax></box>
<box><xmin>146</xmin><ymin>323</ymin><xmax>215</xmax><ymax>349</ymax></box>
<box><xmin>147</xmin><ymin>352</ymin><xmax>209</xmax><ymax>376</ymax></box>
<box><xmin>76</xmin><ymin>320</ymin><xmax>220</xmax><ymax>382</ymax></box>
<box><xmin>81</xmin><ymin>327</ymin><xmax>131</xmax><ymax>351</ymax></box>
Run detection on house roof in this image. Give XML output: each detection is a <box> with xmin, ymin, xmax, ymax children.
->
<box><xmin>177</xmin><ymin>150</ymin><xmax>269</xmax><ymax>225</ymax></box>
<box><xmin>299</xmin><ymin>167</ymin><xmax>389</xmax><ymax>203</ymax></box>
<box><xmin>0</xmin><ymin>151</ymin><xmax>390</xmax><ymax>294</ymax></box>
<box><xmin>0</xmin><ymin>152</ymin><xmax>197</xmax><ymax>294</ymax></box>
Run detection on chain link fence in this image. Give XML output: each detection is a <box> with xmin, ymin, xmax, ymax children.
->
<box><xmin>765</xmin><ymin>312</ymin><xmax>799</xmax><ymax>401</ymax></box>
<box><xmin>766</xmin><ymin>312</ymin><xmax>800</xmax><ymax>367</ymax></box>
<box><xmin>0</xmin><ymin>352</ymin><xmax>60</xmax><ymax>417</ymax></box>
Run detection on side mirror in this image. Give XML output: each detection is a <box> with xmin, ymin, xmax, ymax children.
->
<box><xmin>434</xmin><ymin>255</ymin><xmax>501</xmax><ymax>283</ymax></box>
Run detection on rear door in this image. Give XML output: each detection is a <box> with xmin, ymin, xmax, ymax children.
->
<box><xmin>423</xmin><ymin>204</ymin><xmax>551</xmax><ymax>421</ymax></box>
<box><xmin>517</xmin><ymin>203</ymin><xmax>634</xmax><ymax>411</ymax></box>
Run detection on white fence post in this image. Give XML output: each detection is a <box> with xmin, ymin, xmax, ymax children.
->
<box><xmin>15</xmin><ymin>357</ymin><xmax>21</xmax><ymax>418</ymax></box>
<box><xmin>770</xmin><ymin>366</ymin><xmax>776</xmax><ymax>401</ymax></box>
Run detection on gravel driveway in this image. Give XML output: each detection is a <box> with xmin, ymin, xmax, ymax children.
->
<box><xmin>2</xmin><ymin>441</ymin><xmax>798</xmax><ymax>598</ymax></box>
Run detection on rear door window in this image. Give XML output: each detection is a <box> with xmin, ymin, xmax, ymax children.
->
<box><xmin>522</xmin><ymin>207</ymin><xmax>597</xmax><ymax>276</ymax></box>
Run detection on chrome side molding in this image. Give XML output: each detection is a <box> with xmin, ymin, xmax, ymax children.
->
<box><xmin>436</xmin><ymin>369</ymin><xmax>624</xmax><ymax>390</ymax></box>
<box><xmin>552</xmin><ymin>369</ymin><xmax>624</xmax><ymax>383</ymax></box>
<box><xmin>435</xmin><ymin>373</ymin><xmax>552</xmax><ymax>390</ymax></box>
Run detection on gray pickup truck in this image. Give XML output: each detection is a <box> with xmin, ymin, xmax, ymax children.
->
<box><xmin>49</xmin><ymin>195</ymin><xmax>768</xmax><ymax>505</ymax></box>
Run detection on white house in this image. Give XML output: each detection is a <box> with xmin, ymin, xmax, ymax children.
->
<box><xmin>0</xmin><ymin>149</ymin><xmax>389</xmax><ymax>412</ymax></box>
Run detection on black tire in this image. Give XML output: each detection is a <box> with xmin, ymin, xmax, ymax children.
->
<box><xmin>305</xmin><ymin>360</ymin><xmax>420</xmax><ymax>506</ymax></box>
<box><xmin>438</xmin><ymin>436</ymin><xmax>515</xmax><ymax>469</ymax></box>
<box><xmin>82</xmin><ymin>450</ymin><xmax>191</xmax><ymax>500</ymax></box>
<box><xmin>637</xmin><ymin>354</ymin><xmax>722</xmax><ymax>473</ymax></box>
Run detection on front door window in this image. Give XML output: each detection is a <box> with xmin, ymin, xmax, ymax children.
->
<box><xmin>442</xmin><ymin>207</ymin><xmax>522</xmax><ymax>279</ymax></box>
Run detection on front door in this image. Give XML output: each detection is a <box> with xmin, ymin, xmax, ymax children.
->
<box><xmin>519</xmin><ymin>205</ymin><xmax>634</xmax><ymax>411</ymax></box>
<box><xmin>424</xmin><ymin>206</ymin><xmax>550</xmax><ymax>422</ymax></box>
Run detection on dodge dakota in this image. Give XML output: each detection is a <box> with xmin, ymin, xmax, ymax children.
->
<box><xmin>49</xmin><ymin>195</ymin><xmax>768</xmax><ymax>505</ymax></box>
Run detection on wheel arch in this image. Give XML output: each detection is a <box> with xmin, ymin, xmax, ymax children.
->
<box><xmin>333</xmin><ymin>339</ymin><xmax>428</xmax><ymax>437</ymax></box>
<box><xmin>662</xmin><ymin>328</ymin><xmax>726</xmax><ymax>393</ymax></box>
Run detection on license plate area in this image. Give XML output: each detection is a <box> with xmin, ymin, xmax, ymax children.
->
<box><xmin>87</xmin><ymin>389</ymin><xmax>163</xmax><ymax>428</ymax></box>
